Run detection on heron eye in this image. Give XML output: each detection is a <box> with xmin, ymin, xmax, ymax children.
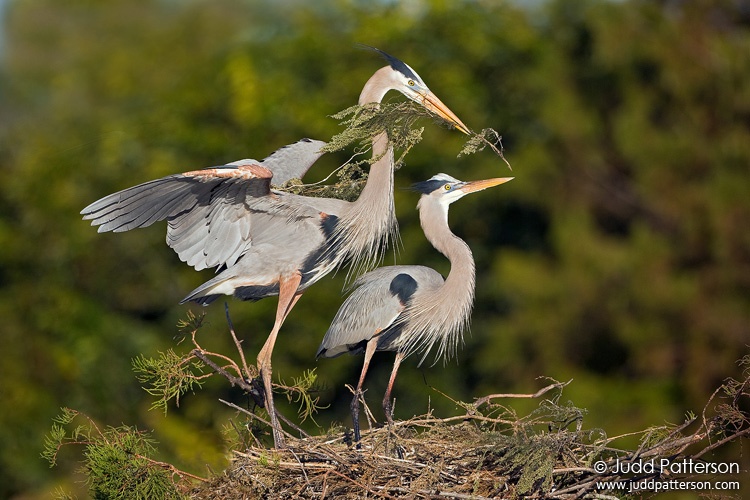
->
<box><xmin>443</xmin><ymin>184</ymin><xmax>452</xmax><ymax>191</ymax></box>
<box><xmin>408</xmin><ymin>79</ymin><xmax>416</xmax><ymax>86</ymax></box>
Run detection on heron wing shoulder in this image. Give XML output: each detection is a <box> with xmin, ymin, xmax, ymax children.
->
<box><xmin>316</xmin><ymin>266</ymin><xmax>440</xmax><ymax>358</ymax></box>
<box><xmin>352</xmin><ymin>265</ymin><xmax>443</xmax><ymax>290</ymax></box>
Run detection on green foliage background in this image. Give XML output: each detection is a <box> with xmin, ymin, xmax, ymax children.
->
<box><xmin>1</xmin><ymin>0</ymin><xmax>748</xmax><ymax>497</ymax></box>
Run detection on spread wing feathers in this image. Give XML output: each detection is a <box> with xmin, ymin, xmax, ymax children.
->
<box><xmin>81</xmin><ymin>163</ymin><xmax>274</xmax><ymax>233</ymax></box>
<box><xmin>81</xmin><ymin>175</ymin><xmax>205</xmax><ymax>233</ymax></box>
<box><xmin>81</xmin><ymin>163</ymin><xmax>278</xmax><ymax>269</ymax></box>
<box><xmin>165</xmin><ymin>171</ymin><xmax>265</xmax><ymax>270</ymax></box>
<box><xmin>82</xmin><ymin>138</ymin><xmax>329</xmax><ymax>271</ymax></box>
<box><xmin>166</xmin><ymin>189</ymin><xmax>252</xmax><ymax>270</ymax></box>
<box><xmin>316</xmin><ymin>266</ymin><xmax>444</xmax><ymax>359</ymax></box>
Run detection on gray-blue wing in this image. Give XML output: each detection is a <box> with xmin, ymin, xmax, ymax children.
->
<box><xmin>81</xmin><ymin>139</ymin><xmax>328</xmax><ymax>271</ymax></box>
<box><xmin>81</xmin><ymin>163</ymin><xmax>276</xmax><ymax>270</ymax></box>
<box><xmin>316</xmin><ymin>265</ymin><xmax>444</xmax><ymax>358</ymax></box>
<box><xmin>260</xmin><ymin>138</ymin><xmax>327</xmax><ymax>185</ymax></box>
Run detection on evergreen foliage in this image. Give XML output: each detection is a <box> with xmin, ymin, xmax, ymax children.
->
<box><xmin>43</xmin><ymin>409</ymin><xmax>194</xmax><ymax>499</ymax></box>
<box><xmin>132</xmin><ymin>349</ymin><xmax>207</xmax><ymax>414</ymax></box>
<box><xmin>281</xmin><ymin>101</ymin><xmax>507</xmax><ymax>200</ymax></box>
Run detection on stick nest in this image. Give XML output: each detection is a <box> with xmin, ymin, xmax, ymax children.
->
<box><xmin>188</xmin><ymin>366</ymin><xmax>750</xmax><ymax>499</ymax></box>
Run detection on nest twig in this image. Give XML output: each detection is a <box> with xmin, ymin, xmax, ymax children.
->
<box><xmin>188</xmin><ymin>364</ymin><xmax>750</xmax><ymax>499</ymax></box>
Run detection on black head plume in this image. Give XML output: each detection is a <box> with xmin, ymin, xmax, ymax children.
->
<box><xmin>411</xmin><ymin>173</ymin><xmax>460</xmax><ymax>195</ymax></box>
<box><xmin>357</xmin><ymin>44</ymin><xmax>422</xmax><ymax>82</ymax></box>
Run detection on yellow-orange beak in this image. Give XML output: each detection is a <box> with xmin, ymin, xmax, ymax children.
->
<box><xmin>459</xmin><ymin>177</ymin><xmax>514</xmax><ymax>194</ymax></box>
<box><xmin>419</xmin><ymin>89</ymin><xmax>471</xmax><ymax>135</ymax></box>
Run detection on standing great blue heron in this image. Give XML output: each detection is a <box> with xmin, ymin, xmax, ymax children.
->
<box><xmin>317</xmin><ymin>173</ymin><xmax>513</xmax><ymax>443</ymax></box>
<box><xmin>81</xmin><ymin>50</ymin><xmax>470</xmax><ymax>448</ymax></box>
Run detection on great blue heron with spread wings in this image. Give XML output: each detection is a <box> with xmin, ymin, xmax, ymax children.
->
<box><xmin>81</xmin><ymin>49</ymin><xmax>470</xmax><ymax>448</ymax></box>
<box><xmin>317</xmin><ymin>173</ymin><xmax>513</xmax><ymax>444</ymax></box>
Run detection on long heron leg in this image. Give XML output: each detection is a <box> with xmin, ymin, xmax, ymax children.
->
<box><xmin>382</xmin><ymin>351</ymin><xmax>404</xmax><ymax>428</ymax></box>
<box><xmin>351</xmin><ymin>338</ymin><xmax>378</xmax><ymax>446</ymax></box>
<box><xmin>257</xmin><ymin>271</ymin><xmax>302</xmax><ymax>449</ymax></box>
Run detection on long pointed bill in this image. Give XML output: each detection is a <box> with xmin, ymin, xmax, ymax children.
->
<box><xmin>418</xmin><ymin>90</ymin><xmax>472</xmax><ymax>135</ymax></box>
<box><xmin>459</xmin><ymin>177</ymin><xmax>514</xmax><ymax>194</ymax></box>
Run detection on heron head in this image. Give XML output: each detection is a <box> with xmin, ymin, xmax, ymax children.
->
<box><xmin>361</xmin><ymin>47</ymin><xmax>472</xmax><ymax>135</ymax></box>
<box><xmin>413</xmin><ymin>173</ymin><xmax>513</xmax><ymax>207</ymax></box>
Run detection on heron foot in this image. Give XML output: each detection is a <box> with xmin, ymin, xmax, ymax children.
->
<box><xmin>383</xmin><ymin>419</ymin><xmax>404</xmax><ymax>459</ymax></box>
<box><xmin>350</xmin><ymin>390</ymin><xmax>363</xmax><ymax>446</ymax></box>
<box><xmin>343</xmin><ymin>428</ymin><xmax>354</xmax><ymax>448</ymax></box>
<box><xmin>247</xmin><ymin>376</ymin><xmax>266</xmax><ymax>408</ymax></box>
<box><xmin>257</xmin><ymin>365</ymin><xmax>285</xmax><ymax>449</ymax></box>
<box><xmin>382</xmin><ymin>396</ymin><xmax>395</xmax><ymax>428</ymax></box>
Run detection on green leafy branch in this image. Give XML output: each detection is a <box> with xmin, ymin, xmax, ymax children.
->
<box><xmin>43</xmin><ymin>408</ymin><xmax>204</xmax><ymax>499</ymax></box>
<box><xmin>282</xmin><ymin>101</ymin><xmax>511</xmax><ymax>201</ymax></box>
<box><xmin>277</xmin><ymin>368</ymin><xmax>328</xmax><ymax>424</ymax></box>
<box><xmin>132</xmin><ymin>309</ymin><xmax>257</xmax><ymax>413</ymax></box>
<box><xmin>133</xmin><ymin>307</ymin><xmax>329</xmax><ymax>447</ymax></box>
<box><xmin>458</xmin><ymin>127</ymin><xmax>513</xmax><ymax>170</ymax></box>
<box><xmin>132</xmin><ymin>349</ymin><xmax>207</xmax><ymax>413</ymax></box>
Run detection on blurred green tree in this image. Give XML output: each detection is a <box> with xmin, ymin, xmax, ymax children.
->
<box><xmin>1</xmin><ymin>0</ymin><xmax>748</xmax><ymax>496</ymax></box>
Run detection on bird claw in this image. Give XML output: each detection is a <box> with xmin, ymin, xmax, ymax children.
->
<box><xmin>343</xmin><ymin>428</ymin><xmax>354</xmax><ymax>447</ymax></box>
<box><xmin>247</xmin><ymin>376</ymin><xmax>266</xmax><ymax>408</ymax></box>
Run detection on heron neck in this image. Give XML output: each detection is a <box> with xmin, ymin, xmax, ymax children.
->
<box><xmin>397</xmin><ymin>197</ymin><xmax>475</xmax><ymax>364</ymax></box>
<box><xmin>320</xmin><ymin>67</ymin><xmax>397</xmax><ymax>278</ymax></box>
<box><xmin>358</xmin><ymin>66</ymin><xmax>392</xmax><ymax>105</ymax></box>
<box><xmin>352</xmin><ymin>66</ymin><xmax>396</xmax><ymax>226</ymax></box>
<box><xmin>417</xmin><ymin>197</ymin><xmax>475</xmax><ymax>340</ymax></box>
<box><xmin>353</xmin><ymin>131</ymin><xmax>392</xmax><ymax>209</ymax></box>
<box><xmin>353</xmin><ymin>66</ymin><xmax>396</xmax><ymax>215</ymax></box>
<box><xmin>418</xmin><ymin>197</ymin><xmax>476</xmax><ymax>308</ymax></box>
<box><xmin>333</xmin><ymin>129</ymin><xmax>395</xmax><ymax>276</ymax></box>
